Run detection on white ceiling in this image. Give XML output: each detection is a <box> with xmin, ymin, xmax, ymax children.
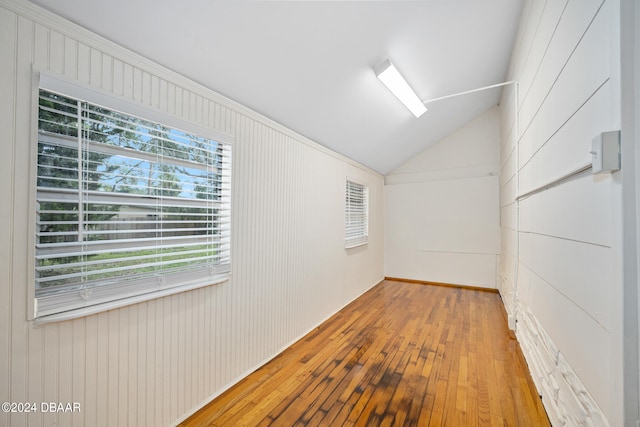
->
<box><xmin>29</xmin><ymin>0</ymin><xmax>523</xmax><ymax>175</ymax></box>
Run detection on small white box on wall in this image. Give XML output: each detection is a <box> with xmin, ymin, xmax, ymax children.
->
<box><xmin>591</xmin><ymin>130</ymin><xmax>621</xmax><ymax>173</ymax></box>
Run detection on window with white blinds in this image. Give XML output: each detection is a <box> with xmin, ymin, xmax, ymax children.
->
<box><xmin>345</xmin><ymin>180</ymin><xmax>368</xmax><ymax>248</ymax></box>
<box><xmin>35</xmin><ymin>86</ymin><xmax>231</xmax><ymax>319</ymax></box>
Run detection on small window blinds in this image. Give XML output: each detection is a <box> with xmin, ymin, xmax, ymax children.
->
<box><xmin>345</xmin><ymin>180</ymin><xmax>368</xmax><ymax>248</ymax></box>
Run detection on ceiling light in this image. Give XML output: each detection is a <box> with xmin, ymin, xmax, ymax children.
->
<box><xmin>375</xmin><ymin>60</ymin><xmax>427</xmax><ymax>118</ymax></box>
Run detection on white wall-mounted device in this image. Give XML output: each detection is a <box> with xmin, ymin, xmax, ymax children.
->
<box><xmin>591</xmin><ymin>130</ymin><xmax>621</xmax><ymax>173</ymax></box>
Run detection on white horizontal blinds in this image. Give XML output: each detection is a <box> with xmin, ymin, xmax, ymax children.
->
<box><xmin>345</xmin><ymin>180</ymin><xmax>368</xmax><ymax>248</ymax></box>
<box><xmin>36</xmin><ymin>89</ymin><xmax>231</xmax><ymax>317</ymax></box>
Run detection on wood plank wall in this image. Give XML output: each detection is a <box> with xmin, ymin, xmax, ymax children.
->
<box><xmin>498</xmin><ymin>0</ymin><xmax>623</xmax><ymax>425</ymax></box>
<box><xmin>384</xmin><ymin>107</ymin><xmax>501</xmax><ymax>289</ymax></box>
<box><xmin>0</xmin><ymin>1</ymin><xmax>384</xmax><ymax>426</ymax></box>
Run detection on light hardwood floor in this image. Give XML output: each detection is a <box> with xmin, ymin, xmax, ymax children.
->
<box><xmin>179</xmin><ymin>280</ymin><xmax>550</xmax><ymax>426</ymax></box>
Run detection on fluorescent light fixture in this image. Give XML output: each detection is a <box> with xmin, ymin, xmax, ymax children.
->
<box><xmin>375</xmin><ymin>59</ymin><xmax>427</xmax><ymax>118</ymax></box>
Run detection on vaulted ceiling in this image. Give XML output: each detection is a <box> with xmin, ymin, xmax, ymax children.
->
<box><xmin>30</xmin><ymin>0</ymin><xmax>523</xmax><ymax>175</ymax></box>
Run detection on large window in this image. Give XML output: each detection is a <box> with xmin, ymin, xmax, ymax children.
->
<box><xmin>34</xmin><ymin>81</ymin><xmax>231</xmax><ymax>320</ymax></box>
<box><xmin>345</xmin><ymin>180</ymin><xmax>368</xmax><ymax>248</ymax></box>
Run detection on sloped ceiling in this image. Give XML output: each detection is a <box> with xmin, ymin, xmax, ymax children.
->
<box><xmin>29</xmin><ymin>0</ymin><xmax>523</xmax><ymax>175</ymax></box>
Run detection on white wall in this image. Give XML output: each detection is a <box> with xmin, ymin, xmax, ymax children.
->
<box><xmin>620</xmin><ymin>0</ymin><xmax>640</xmax><ymax>423</ymax></box>
<box><xmin>384</xmin><ymin>107</ymin><xmax>501</xmax><ymax>288</ymax></box>
<box><xmin>0</xmin><ymin>1</ymin><xmax>384</xmax><ymax>426</ymax></box>
<box><xmin>498</xmin><ymin>0</ymin><xmax>624</xmax><ymax>425</ymax></box>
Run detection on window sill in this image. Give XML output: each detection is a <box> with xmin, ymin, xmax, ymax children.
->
<box><xmin>345</xmin><ymin>241</ymin><xmax>368</xmax><ymax>250</ymax></box>
<box><xmin>32</xmin><ymin>273</ymin><xmax>230</xmax><ymax>326</ymax></box>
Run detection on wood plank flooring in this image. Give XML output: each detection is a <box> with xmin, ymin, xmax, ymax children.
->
<box><xmin>179</xmin><ymin>280</ymin><xmax>550</xmax><ymax>426</ymax></box>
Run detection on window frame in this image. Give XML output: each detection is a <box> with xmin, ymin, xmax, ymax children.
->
<box><xmin>29</xmin><ymin>72</ymin><xmax>233</xmax><ymax>323</ymax></box>
<box><xmin>345</xmin><ymin>178</ymin><xmax>369</xmax><ymax>249</ymax></box>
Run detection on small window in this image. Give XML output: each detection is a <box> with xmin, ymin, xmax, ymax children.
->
<box><xmin>34</xmin><ymin>86</ymin><xmax>231</xmax><ymax>319</ymax></box>
<box><xmin>345</xmin><ymin>180</ymin><xmax>368</xmax><ymax>248</ymax></box>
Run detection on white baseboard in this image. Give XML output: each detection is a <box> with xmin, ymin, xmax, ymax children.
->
<box><xmin>508</xmin><ymin>314</ymin><xmax>516</xmax><ymax>331</ymax></box>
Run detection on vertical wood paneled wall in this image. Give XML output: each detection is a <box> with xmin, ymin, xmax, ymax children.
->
<box><xmin>0</xmin><ymin>1</ymin><xmax>384</xmax><ymax>426</ymax></box>
<box><xmin>498</xmin><ymin>0</ymin><xmax>623</xmax><ymax>425</ymax></box>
